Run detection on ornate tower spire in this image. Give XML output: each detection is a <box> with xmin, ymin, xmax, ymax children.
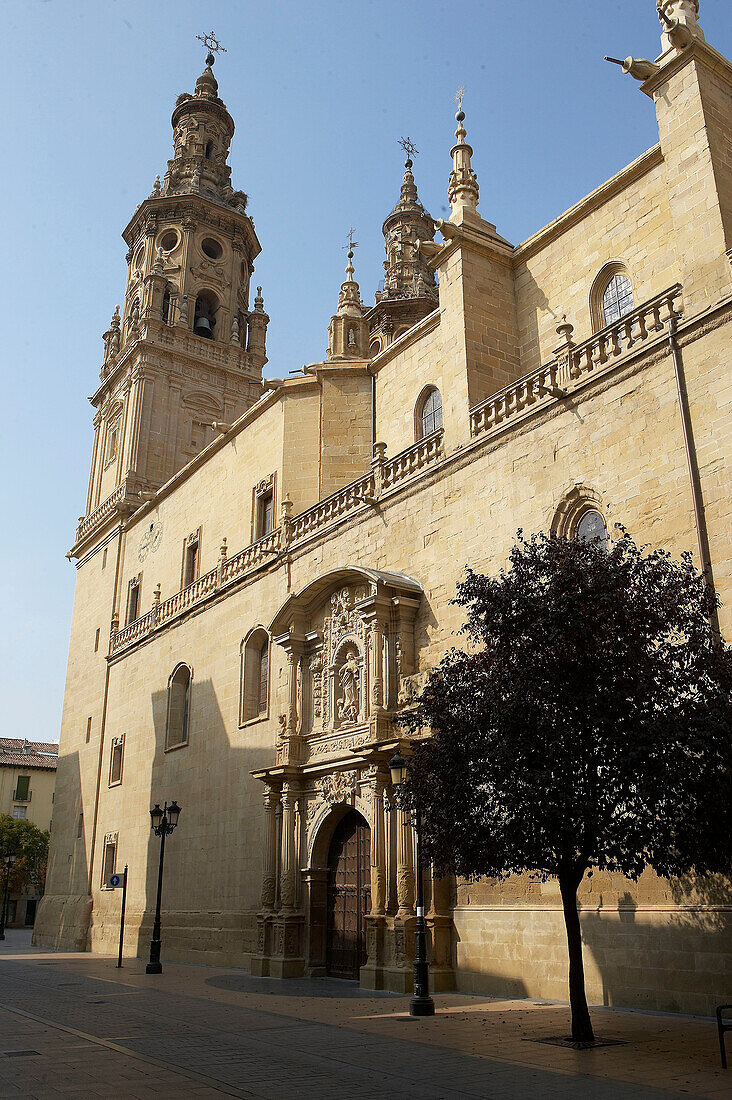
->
<box><xmin>75</xmin><ymin>35</ymin><xmax>268</xmax><ymax>556</ymax></box>
<box><xmin>160</xmin><ymin>32</ymin><xmax>245</xmax><ymax>211</ymax></box>
<box><xmin>366</xmin><ymin>141</ymin><xmax>438</xmax><ymax>354</ymax></box>
<box><xmin>328</xmin><ymin>233</ymin><xmax>368</xmax><ymax>359</ymax></box>
<box><xmin>448</xmin><ymin>90</ymin><xmax>480</xmax><ymax>223</ymax></box>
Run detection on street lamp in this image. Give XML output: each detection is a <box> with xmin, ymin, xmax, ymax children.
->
<box><xmin>146</xmin><ymin>800</ymin><xmax>181</xmax><ymax>974</ymax></box>
<box><xmin>388</xmin><ymin>750</ymin><xmax>435</xmax><ymax>1017</ymax></box>
<box><xmin>0</xmin><ymin>852</ymin><xmax>17</xmax><ymax>941</ymax></box>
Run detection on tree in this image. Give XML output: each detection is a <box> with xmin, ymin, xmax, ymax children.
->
<box><xmin>0</xmin><ymin>815</ymin><xmax>50</xmax><ymax>898</ymax></box>
<box><xmin>400</xmin><ymin>530</ymin><xmax>732</xmax><ymax>1045</ymax></box>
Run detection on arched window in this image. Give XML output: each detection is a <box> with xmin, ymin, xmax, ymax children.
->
<box><xmin>193</xmin><ymin>290</ymin><xmax>218</xmax><ymax>340</ymax></box>
<box><xmin>240</xmin><ymin>629</ymin><xmax>270</xmax><ymax>724</ymax></box>
<box><xmin>591</xmin><ymin>263</ymin><xmax>634</xmax><ymax>330</ymax></box>
<box><xmin>166</xmin><ymin>664</ymin><xmax>191</xmax><ymax>750</ymax></box>
<box><xmin>162</xmin><ymin>285</ymin><xmax>172</xmax><ymax>325</ymax></box>
<box><xmin>575</xmin><ymin>508</ymin><xmax>608</xmax><ymax>545</ymax></box>
<box><xmin>416</xmin><ymin>387</ymin><xmax>443</xmax><ymax>440</ymax></box>
<box><xmin>601</xmin><ymin>273</ymin><xmax>634</xmax><ymax>327</ymax></box>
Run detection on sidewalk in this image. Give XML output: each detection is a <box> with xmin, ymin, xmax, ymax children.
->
<box><xmin>0</xmin><ymin>931</ymin><xmax>728</xmax><ymax>1099</ymax></box>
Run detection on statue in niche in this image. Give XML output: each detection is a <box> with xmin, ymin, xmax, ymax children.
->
<box><xmin>337</xmin><ymin>647</ymin><xmax>360</xmax><ymax>725</ymax></box>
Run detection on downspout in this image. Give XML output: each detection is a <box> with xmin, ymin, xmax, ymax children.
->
<box><xmin>667</xmin><ymin>313</ymin><xmax>720</xmax><ymax>639</ymax></box>
<box><xmin>87</xmin><ymin>522</ymin><xmax>127</xmax><ymax>901</ymax></box>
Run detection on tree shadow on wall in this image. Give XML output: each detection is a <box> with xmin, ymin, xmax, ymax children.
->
<box><xmin>579</xmin><ymin>879</ymin><xmax>732</xmax><ymax>1017</ymax></box>
<box><xmin>136</xmin><ymin>676</ymin><xmax>269</xmax><ymax>967</ymax></box>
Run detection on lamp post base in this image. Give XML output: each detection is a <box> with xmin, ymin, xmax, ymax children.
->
<box><xmin>409</xmin><ymin>994</ymin><xmax>436</xmax><ymax>1017</ymax></box>
<box><xmin>145</xmin><ymin>960</ymin><xmax>163</xmax><ymax>974</ymax></box>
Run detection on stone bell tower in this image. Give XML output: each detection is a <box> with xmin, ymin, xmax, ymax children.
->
<box><xmin>75</xmin><ymin>41</ymin><xmax>268</xmax><ymax>557</ymax></box>
<box><xmin>366</xmin><ymin>142</ymin><xmax>438</xmax><ymax>353</ymax></box>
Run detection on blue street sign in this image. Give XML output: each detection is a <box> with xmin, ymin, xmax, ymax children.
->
<box><xmin>109</xmin><ymin>874</ymin><xmax>121</xmax><ymax>888</ymax></box>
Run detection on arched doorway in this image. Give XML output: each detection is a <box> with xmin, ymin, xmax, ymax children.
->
<box><xmin>326</xmin><ymin>810</ymin><xmax>370</xmax><ymax>979</ymax></box>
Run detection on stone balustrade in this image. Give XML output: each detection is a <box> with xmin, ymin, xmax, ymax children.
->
<box><xmin>382</xmin><ymin>429</ymin><xmax>444</xmax><ymax>489</ymax></box>
<box><xmin>75</xmin><ymin>482</ymin><xmax>131</xmax><ymax>544</ymax></box>
<box><xmin>470</xmin><ymin>284</ymin><xmax>683</xmax><ymax>439</ymax></box>
<box><xmin>288</xmin><ymin>472</ymin><xmax>377</xmax><ymax>543</ymax></box>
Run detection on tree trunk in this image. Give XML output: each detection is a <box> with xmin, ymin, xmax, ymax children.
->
<box><xmin>558</xmin><ymin>868</ymin><xmax>595</xmax><ymax>1045</ymax></box>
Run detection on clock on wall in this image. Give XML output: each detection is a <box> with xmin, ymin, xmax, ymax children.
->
<box><xmin>138</xmin><ymin>521</ymin><xmax>162</xmax><ymax>562</ymax></box>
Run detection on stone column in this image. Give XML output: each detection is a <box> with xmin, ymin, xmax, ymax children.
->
<box><xmin>261</xmin><ymin>787</ymin><xmax>279</xmax><ymax>911</ymax></box>
<box><xmin>280</xmin><ymin>783</ymin><xmax>298</xmax><ymax>912</ymax></box>
<box><xmin>369</xmin><ymin>621</ymin><xmax>385</xmax><ymax>716</ymax></box>
<box><xmin>370</xmin><ymin>773</ymin><xmax>387</xmax><ymax>916</ymax></box>
<box><xmin>396</xmin><ymin>806</ymin><xmax>415</xmax><ymax>917</ymax></box>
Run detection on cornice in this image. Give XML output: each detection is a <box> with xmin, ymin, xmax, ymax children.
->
<box><xmin>515</xmin><ymin>145</ymin><xmax>664</xmax><ymax>262</ymax></box>
<box><xmin>122</xmin><ymin>194</ymin><xmax>261</xmax><ymax>260</ymax></box>
<box><xmin>643</xmin><ymin>38</ymin><xmax>732</xmax><ymax>98</ymax></box>
<box><xmin>89</xmin><ymin>335</ymin><xmax>259</xmax><ymax>407</ymax></box>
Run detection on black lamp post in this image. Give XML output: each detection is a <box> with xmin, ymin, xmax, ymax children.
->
<box><xmin>0</xmin><ymin>852</ymin><xmax>17</xmax><ymax>941</ymax></box>
<box><xmin>388</xmin><ymin>750</ymin><xmax>435</xmax><ymax>1017</ymax></box>
<box><xmin>146</xmin><ymin>800</ymin><xmax>181</xmax><ymax>974</ymax></box>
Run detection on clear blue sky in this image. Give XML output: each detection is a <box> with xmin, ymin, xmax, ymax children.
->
<box><xmin>1</xmin><ymin>0</ymin><xmax>729</xmax><ymax>741</ymax></box>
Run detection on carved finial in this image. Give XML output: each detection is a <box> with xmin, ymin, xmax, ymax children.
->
<box><xmin>220</xmin><ymin>536</ymin><xmax>228</xmax><ymax>560</ymax></box>
<box><xmin>448</xmin><ymin>90</ymin><xmax>479</xmax><ymax>221</ymax></box>
<box><xmin>152</xmin><ymin>246</ymin><xmax>164</xmax><ymax>275</ymax></box>
<box><xmin>153</xmin><ymin>583</ymin><xmax>161</xmax><ymax>608</ymax></box>
<box><xmin>111</xmin><ymin>304</ymin><xmax>120</xmax><ymax>330</ymax></box>
<box><xmin>151</xmin><ymin>174</ymin><xmax>161</xmax><ymax>197</ymax></box>
<box><xmin>177</xmin><ymin>293</ymin><xmax>189</xmax><ymax>326</ymax></box>
<box><xmin>254</xmin><ymin>286</ymin><xmax>265</xmax><ymax>312</ymax></box>
<box><xmin>556</xmin><ymin>314</ymin><xmax>575</xmax><ymax>345</ymax></box>
<box><xmin>230</xmin><ymin>313</ymin><xmax>240</xmax><ymax>345</ymax></box>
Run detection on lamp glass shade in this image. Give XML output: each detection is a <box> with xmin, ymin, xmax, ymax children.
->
<box><xmin>388</xmin><ymin>750</ymin><xmax>407</xmax><ymax>786</ymax></box>
<box><xmin>4</xmin><ymin>852</ymin><xmax>16</xmax><ymax>866</ymax></box>
<box><xmin>167</xmin><ymin>800</ymin><xmax>181</xmax><ymax>828</ymax></box>
<box><xmin>150</xmin><ymin>803</ymin><xmax>163</xmax><ymax>830</ymax></box>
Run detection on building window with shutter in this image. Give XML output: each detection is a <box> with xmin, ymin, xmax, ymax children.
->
<box><xmin>101</xmin><ymin>836</ymin><xmax>117</xmax><ymax>887</ymax></box>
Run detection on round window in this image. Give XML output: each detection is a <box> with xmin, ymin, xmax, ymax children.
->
<box><xmin>160</xmin><ymin>229</ymin><xmax>179</xmax><ymax>252</ymax></box>
<box><xmin>201</xmin><ymin>237</ymin><xmax>223</xmax><ymax>260</ymax></box>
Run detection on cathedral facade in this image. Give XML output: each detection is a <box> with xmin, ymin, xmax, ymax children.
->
<box><xmin>36</xmin><ymin>2</ymin><xmax>732</xmax><ymax>1015</ymax></box>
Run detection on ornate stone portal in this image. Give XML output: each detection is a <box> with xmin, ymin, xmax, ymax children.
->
<box><xmin>250</xmin><ymin>567</ymin><xmax>455</xmax><ymax>992</ymax></box>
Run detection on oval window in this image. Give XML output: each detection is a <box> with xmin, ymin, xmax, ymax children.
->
<box><xmin>160</xmin><ymin>229</ymin><xmax>179</xmax><ymax>252</ymax></box>
<box><xmin>201</xmin><ymin>237</ymin><xmax>223</xmax><ymax>260</ymax></box>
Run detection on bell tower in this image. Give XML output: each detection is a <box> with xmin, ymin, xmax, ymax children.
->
<box><xmin>366</xmin><ymin>140</ymin><xmax>438</xmax><ymax>354</ymax></box>
<box><xmin>76</xmin><ymin>38</ymin><xmax>268</xmax><ymax>557</ymax></box>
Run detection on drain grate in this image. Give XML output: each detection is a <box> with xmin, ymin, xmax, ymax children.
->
<box><xmin>525</xmin><ymin>1036</ymin><xmax>628</xmax><ymax>1049</ymax></box>
<box><xmin>3</xmin><ymin>1050</ymin><xmax>41</xmax><ymax>1058</ymax></box>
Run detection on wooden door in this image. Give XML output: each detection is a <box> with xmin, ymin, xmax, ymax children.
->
<box><xmin>326</xmin><ymin>810</ymin><xmax>371</xmax><ymax>980</ymax></box>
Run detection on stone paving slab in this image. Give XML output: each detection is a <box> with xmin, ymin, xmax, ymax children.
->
<box><xmin>0</xmin><ymin>931</ymin><xmax>729</xmax><ymax>1098</ymax></box>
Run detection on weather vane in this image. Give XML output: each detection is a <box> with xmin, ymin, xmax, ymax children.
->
<box><xmin>398</xmin><ymin>137</ymin><xmax>419</xmax><ymax>163</ymax></box>
<box><xmin>196</xmin><ymin>31</ymin><xmax>227</xmax><ymax>64</ymax></box>
<box><xmin>455</xmin><ymin>86</ymin><xmax>465</xmax><ymax>112</ymax></box>
<box><xmin>343</xmin><ymin>228</ymin><xmax>358</xmax><ymax>254</ymax></box>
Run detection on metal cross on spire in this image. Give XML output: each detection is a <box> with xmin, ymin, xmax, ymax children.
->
<box><xmin>196</xmin><ymin>31</ymin><xmax>227</xmax><ymax>64</ymax></box>
<box><xmin>343</xmin><ymin>228</ymin><xmax>358</xmax><ymax>254</ymax></box>
<box><xmin>398</xmin><ymin>137</ymin><xmax>419</xmax><ymax>162</ymax></box>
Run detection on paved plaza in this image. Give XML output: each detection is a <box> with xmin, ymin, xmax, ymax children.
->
<box><xmin>0</xmin><ymin>931</ymin><xmax>728</xmax><ymax>1098</ymax></box>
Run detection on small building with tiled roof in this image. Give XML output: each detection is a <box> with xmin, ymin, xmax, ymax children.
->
<box><xmin>1</xmin><ymin>738</ymin><xmax>58</xmax><ymax>929</ymax></box>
